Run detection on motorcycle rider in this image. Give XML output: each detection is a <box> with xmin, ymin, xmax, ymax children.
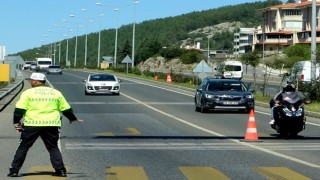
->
<box><xmin>269</xmin><ymin>82</ymin><xmax>296</xmax><ymax>125</ymax></box>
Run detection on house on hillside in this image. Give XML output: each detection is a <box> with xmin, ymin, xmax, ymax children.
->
<box><xmin>251</xmin><ymin>0</ymin><xmax>320</xmax><ymax>54</ymax></box>
<box><xmin>101</xmin><ymin>56</ymin><xmax>114</xmax><ymax>68</ymax></box>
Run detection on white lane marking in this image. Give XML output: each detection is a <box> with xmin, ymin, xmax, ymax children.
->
<box><xmin>69</xmin><ymin>102</ymin><xmax>193</xmax><ymax>105</ymax></box>
<box><xmin>120</xmin><ymin>77</ymin><xmax>193</xmax><ymax>96</ymax></box>
<box><xmin>121</xmin><ymin>92</ymin><xmax>320</xmax><ymax>168</ymax></box>
<box><xmin>65</xmin><ymin>142</ymin><xmax>320</xmax><ymax>151</ymax></box>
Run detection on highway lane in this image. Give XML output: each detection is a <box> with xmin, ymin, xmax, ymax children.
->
<box><xmin>1</xmin><ymin>69</ymin><xmax>319</xmax><ymax>179</ymax></box>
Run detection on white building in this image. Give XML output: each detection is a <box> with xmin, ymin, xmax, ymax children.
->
<box><xmin>233</xmin><ymin>28</ymin><xmax>255</xmax><ymax>57</ymax></box>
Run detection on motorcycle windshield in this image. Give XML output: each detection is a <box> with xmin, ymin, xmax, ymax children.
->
<box><xmin>282</xmin><ymin>92</ymin><xmax>302</xmax><ymax>109</ymax></box>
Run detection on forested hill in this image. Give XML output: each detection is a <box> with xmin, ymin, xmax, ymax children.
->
<box><xmin>19</xmin><ymin>0</ymin><xmax>282</xmax><ymax>67</ymax></box>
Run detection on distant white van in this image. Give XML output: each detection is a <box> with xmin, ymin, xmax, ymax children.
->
<box><xmin>292</xmin><ymin>60</ymin><xmax>320</xmax><ymax>82</ymax></box>
<box><xmin>215</xmin><ymin>60</ymin><xmax>243</xmax><ymax>80</ymax></box>
<box><xmin>35</xmin><ymin>57</ymin><xmax>52</xmax><ymax>71</ymax></box>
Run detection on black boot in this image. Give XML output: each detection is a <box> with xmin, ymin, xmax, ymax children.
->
<box><xmin>52</xmin><ymin>168</ymin><xmax>67</xmax><ymax>177</ymax></box>
<box><xmin>7</xmin><ymin>169</ymin><xmax>19</xmax><ymax>177</ymax></box>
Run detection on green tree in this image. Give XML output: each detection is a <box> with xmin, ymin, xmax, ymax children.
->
<box><xmin>160</xmin><ymin>47</ymin><xmax>183</xmax><ymax>59</ymax></box>
<box><xmin>180</xmin><ymin>49</ymin><xmax>206</xmax><ymax>64</ymax></box>
<box><xmin>240</xmin><ymin>51</ymin><xmax>260</xmax><ymax>90</ymax></box>
<box><xmin>283</xmin><ymin>44</ymin><xmax>310</xmax><ymax>60</ymax></box>
<box><xmin>136</xmin><ymin>38</ymin><xmax>162</xmax><ymax>64</ymax></box>
<box><xmin>118</xmin><ymin>40</ymin><xmax>132</xmax><ymax>64</ymax></box>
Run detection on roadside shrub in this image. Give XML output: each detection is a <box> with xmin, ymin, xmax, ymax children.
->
<box><xmin>160</xmin><ymin>47</ymin><xmax>183</xmax><ymax>59</ymax></box>
<box><xmin>179</xmin><ymin>49</ymin><xmax>207</xmax><ymax>64</ymax></box>
<box><xmin>298</xmin><ymin>81</ymin><xmax>320</xmax><ymax>102</ymax></box>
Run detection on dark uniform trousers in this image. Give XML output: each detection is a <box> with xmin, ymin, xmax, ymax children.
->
<box><xmin>10</xmin><ymin>126</ymin><xmax>65</xmax><ymax>171</ymax></box>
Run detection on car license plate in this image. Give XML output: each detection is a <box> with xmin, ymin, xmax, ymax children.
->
<box><xmin>223</xmin><ymin>101</ymin><xmax>238</xmax><ymax>105</ymax></box>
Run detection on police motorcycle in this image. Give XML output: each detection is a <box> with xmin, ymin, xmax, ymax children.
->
<box><xmin>271</xmin><ymin>90</ymin><xmax>307</xmax><ymax>137</ymax></box>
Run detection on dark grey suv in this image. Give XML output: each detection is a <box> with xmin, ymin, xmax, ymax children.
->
<box><xmin>194</xmin><ymin>78</ymin><xmax>254</xmax><ymax>113</ymax></box>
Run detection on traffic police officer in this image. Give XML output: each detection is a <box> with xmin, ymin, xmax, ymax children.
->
<box><xmin>7</xmin><ymin>72</ymin><xmax>83</xmax><ymax>177</ymax></box>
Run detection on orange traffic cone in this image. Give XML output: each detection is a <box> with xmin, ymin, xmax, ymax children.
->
<box><xmin>154</xmin><ymin>75</ymin><xmax>158</xmax><ymax>80</ymax></box>
<box><xmin>243</xmin><ymin>110</ymin><xmax>261</xmax><ymax>142</ymax></box>
<box><xmin>166</xmin><ymin>74</ymin><xmax>172</xmax><ymax>83</ymax></box>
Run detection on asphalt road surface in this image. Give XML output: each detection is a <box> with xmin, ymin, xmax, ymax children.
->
<box><xmin>0</xmin><ymin>69</ymin><xmax>319</xmax><ymax>180</ymax></box>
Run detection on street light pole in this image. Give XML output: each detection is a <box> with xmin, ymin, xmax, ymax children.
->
<box><xmin>64</xmin><ymin>35</ymin><xmax>69</xmax><ymax>68</ymax></box>
<box><xmin>58</xmin><ymin>41</ymin><xmax>61</xmax><ymax>65</ymax></box>
<box><xmin>132</xmin><ymin>1</ymin><xmax>139</xmax><ymax>68</ymax></box>
<box><xmin>114</xmin><ymin>8</ymin><xmax>119</xmax><ymax>68</ymax></box>
<box><xmin>84</xmin><ymin>19</ymin><xmax>93</xmax><ymax>68</ymax></box>
<box><xmin>311</xmin><ymin>0</ymin><xmax>317</xmax><ymax>81</ymax></box>
<box><xmin>97</xmin><ymin>13</ymin><xmax>104</xmax><ymax>69</ymax></box>
<box><xmin>70</xmin><ymin>14</ymin><xmax>79</xmax><ymax>68</ymax></box>
<box><xmin>53</xmin><ymin>43</ymin><xmax>56</xmax><ymax>64</ymax></box>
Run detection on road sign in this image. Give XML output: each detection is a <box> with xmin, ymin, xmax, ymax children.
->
<box><xmin>198</xmin><ymin>72</ymin><xmax>207</xmax><ymax>80</ymax></box>
<box><xmin>193</xmin><ymin>60</ymin><xmax>212</xmax><ymax>73</ymax></box>
<box><xmin>122</xmin><ymin>55</ymin><xmax>132</xmax><ymax>64</ymax></box>
<box><xmin>122</xmin><ymin>55</ymin><xmax>132</xmax><ymax>74</ymax></box>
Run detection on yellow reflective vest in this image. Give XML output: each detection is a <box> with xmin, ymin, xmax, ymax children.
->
<box><xmin>15</xmin><ymin>86</ymin><xmax>71</xmax><ymax>127</ymax></box>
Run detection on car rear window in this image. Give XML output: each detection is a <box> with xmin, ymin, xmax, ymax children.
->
<box><xmin>90</xmin><ymin>74</ymin><xmax>116</xmax><ymax>81</ymax></box>
<box><xmin>207</xmin><ymin>82</ymin><xmax>245</xmax><ymax>91</ymax></box>
<box><xmin>49</xmin><ymin>65</ymin><xmax>60</xmax><ymax>68</ymax></box>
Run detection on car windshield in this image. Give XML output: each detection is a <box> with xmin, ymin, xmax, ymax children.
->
<box><xmin>207</xmin><ymin>82</ymin><xmax>245</xmax><ymax>91</ymax></box>
<box><xmin>38</xmin><ymin>61</ymin><xmax>52</xmax><ymax>65</ymax></box>
<box><xmin>225</xmin><ymin>65</ymin><xmax>241</xmax><ymax>71</ymax></box>
<box><xmin>49</xmin><ymin>65</ymin><xmax>60</xmax><ymax>68</ymax></box>
<box><xmin>89</xmin><ymin>74</ymin><xmax>116</xmax><ymax>81</ymax></box>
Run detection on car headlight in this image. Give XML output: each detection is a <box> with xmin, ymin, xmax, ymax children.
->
<box><xmin>245</xmin><ymin>94</ymin><xmax>254</xmax><ymax>99</ymax></box>
<box><xmin>86</xmin><ymin>84</ymin><xmax>94</xmax><ymax>90</ymax></box>
<box><xmin>295</xmin><ymin>107</ymin><xmax>303</xmax><ymax>116</ymax></box>
<box><xmin>283</xmin><ymin>107</ymin><xmax>293</xmax><ymax>117</ymax></box>
<box><xmin>205</xmin><ymin>94</ymin><xmax>215</xmax><ymax>98</ymax></box>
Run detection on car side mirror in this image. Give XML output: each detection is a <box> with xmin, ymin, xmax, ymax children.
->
<box><xmin>118</xmin><ymin>79</ymin><xmax>122</xmax><ymax>83</ymax></box>
<box><xmin>82</xmin><ymin>79</ymin><xmax>87</xmax><ymax>82</ymax></box>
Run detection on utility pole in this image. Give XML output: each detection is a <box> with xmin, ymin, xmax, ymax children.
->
<box><xmin>311</xmin><ymin>0</ymin><xmax>317</xmax><ymax>81</ymax></box>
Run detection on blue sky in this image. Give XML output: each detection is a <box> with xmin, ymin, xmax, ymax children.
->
<box><xmin>0</xmin><ymin>0</ymin><xmax>285</xmax><ymax>55</ymax></box>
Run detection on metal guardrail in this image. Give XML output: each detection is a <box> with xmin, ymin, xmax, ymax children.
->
<box><xmin>0</xmin><ymin>73</ymin><xmax>24</xmax><ymax>112</ymax></box>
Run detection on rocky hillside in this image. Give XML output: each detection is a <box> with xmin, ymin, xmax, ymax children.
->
<box><xmin>138</xmin><ymin>22</ymin><xmax>242</xmax><ymax>73</ymax></box>
<box><xmin>180</xmin><ymin>21</ymin><xmax>243</xmax><ymax>47</ymax></box>
<box><xmin>137</xmin><ymin>57</ymin><xmax>196</xmax><ymax>74</ymax></box>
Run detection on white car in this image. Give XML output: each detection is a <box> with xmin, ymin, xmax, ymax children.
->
<box><xmin>47</xmin><ymin>65</ymin><xmax>62</xmax><ymax>74</ymax></box>
<box><xmin>83</xmin><ymin>73</ymin><xmax>121</xmax><ymax>95</ymax></box>
<box><xmin>30</xmin><ymin>62</ymin><xmax>37</xmax><ymax>71</ymax></box>
<box><xmin>22</xmin><ymin>61</ymin><xmax>34</xmax><ymax>70</ymax></box>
